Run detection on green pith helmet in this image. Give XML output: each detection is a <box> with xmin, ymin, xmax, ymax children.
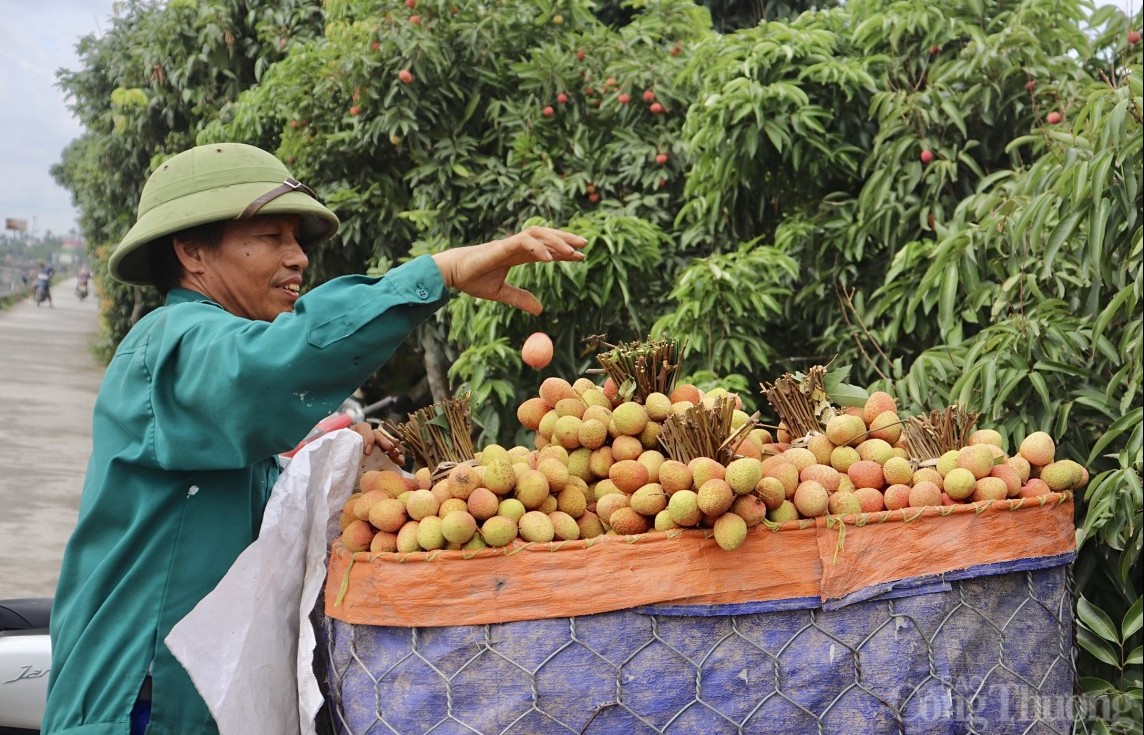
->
<box><xmin>109</xmin><ymin>143</ymin><xmax>340</xmax><ymax>286</ymax></box>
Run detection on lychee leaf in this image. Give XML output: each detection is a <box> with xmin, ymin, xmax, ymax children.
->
<box><xmin>828</xmin><ymin>383</ymin><xmax>868</xmax><ymax>408</ymax></box>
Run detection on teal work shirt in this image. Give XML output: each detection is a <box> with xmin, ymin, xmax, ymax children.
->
<box><xmin>44</xmin><ymin>255</ymin><xmax>447</xmax><ymax>734</ymax></box>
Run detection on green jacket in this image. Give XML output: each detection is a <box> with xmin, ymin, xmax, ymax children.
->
<box><xmin>44</xmin><ymin>255</ymin><xmax>447</xmax><ymax>734</ymax></box>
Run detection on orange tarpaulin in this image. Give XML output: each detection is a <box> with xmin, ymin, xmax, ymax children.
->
<box><xmin>324</xmin><ymin>493</ymin><xmax>1074</xmax><ymax>628</ymax></box>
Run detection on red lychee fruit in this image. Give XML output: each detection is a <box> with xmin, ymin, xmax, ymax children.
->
<box><xmin>522</xmin><ymin>332</ymin><xmax>554</xmax><ymax>369</ymax></box>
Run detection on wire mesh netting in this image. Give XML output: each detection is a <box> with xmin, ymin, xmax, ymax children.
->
<box><xmin>319</xmin><ymin>562</ymin><xmax>1077</xmax><ymax>735</ymax></box>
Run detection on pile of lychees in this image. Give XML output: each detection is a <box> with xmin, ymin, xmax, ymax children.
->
<box><xmin>337</xmin><ymin>376</ymin><xmax>1085</xmax><ymax>554</ymax></box>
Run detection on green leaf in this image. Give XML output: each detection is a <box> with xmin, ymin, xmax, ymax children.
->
<box><xmin>1127</xmin><ymin>645</ymin><xmax>1143</xmax><ymax>666</ymax></box>
<box><xmin>829</xmin><ymin>383</ymin><xmax>869</xmax><ymax>407</ymax></box>
<box><xmin>1124</xmin><ymin>596</ymin><xmax>1143</xmax><ymax>641</ymax></box>
<box><xmin>1077</xmin><ymin>627</ymin><xmax>1121</xmax><ymax>668</ymax></box>
<box><xmin>1079</xmin><ymin>596</ymin><xmax>1122</xmax><ymax>645</ymax></box>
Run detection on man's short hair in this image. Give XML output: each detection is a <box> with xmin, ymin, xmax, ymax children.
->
<box><xmin>149</xmin><ymin>222</ymin><xmax>225</xmax><ymax>296</ymax></box>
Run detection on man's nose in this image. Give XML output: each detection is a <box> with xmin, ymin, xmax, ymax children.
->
<box><xmin>285</xmin><ymin>240</ymin><xmax>309</xmax><ymax>270</ymax></box>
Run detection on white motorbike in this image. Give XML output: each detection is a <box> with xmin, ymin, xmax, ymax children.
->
<box><xmin>0</xmin><ymin>598</ymin><xmax>51</xmax><ymax>734</ymax></box>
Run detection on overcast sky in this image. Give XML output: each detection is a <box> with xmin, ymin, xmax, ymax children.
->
<box><xmin>1</xmin><ymin>0</ymin><xmax>119</xmax><ymax>238</ymax></box>
<box><xmin>1</xmin><ymin>1</ymin><xmax>1139</xmax><ymax>240</ymax></box>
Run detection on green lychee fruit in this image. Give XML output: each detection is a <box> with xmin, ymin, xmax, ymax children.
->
<box><xmin>943</xmin><ymin>467</ymin><xmax>976</xmax><ymax>500</ymax></box>
<box><xmin>856</xmin><ymin>439</ymin><xmax>894</xmax><ymax>465</ymax></box>
<box><xmin>515</xmin><ymin>469</ymin><xmax>551</xmax><ymax>509</ymax></box>
<box><xmin>882</xmin><ymin>456</ymin><xmax>914</xmax><ymax>486</ymax></box>
<box><xmin>441</xmin><ymin>511</ymin><xmax>478</xmax><ymax>544</ymax></box>
<box><xmin>415</xmin><ymin>515</ymin><xmax>446</xmax><ymax>550</ymax></box>
<box><xmin>654</xmin><ymin>509</ymin><xmax>679</xmax><ymax>531</ymax></box>
<box><xmin>644</xmin><ymin>392</ymin><xmax>673</xmax><ymax>421</ymax></box>
<box><xmin>713</xmin><ymin>512</ymin><xmax>748</xmax><ymax>551</ymax></box>
<box><xmin>935</xmin><ymin>450</ymin><xmax>960</xmax><ymax>477</ymax></box>
<box><xmin>548</xmin><ymin>511</ymin><xmax>580</xmax><ymax>540</ymax></box>
<box><xmin>552</xmin><ymin>415</ymin><xmax>584</xmax><ymax>449</ymax></box>
<box><xmin>479</xmin><ymin>444</ymin><xmax>511</xmax><ymax>465</ymax></box>
<box><xmin>1041</xmin><ymin>460</ymin><xmax>1084</xmax><ymax>491</ymax></box>
<box><xmin>497</xmin><ymin>497</ymin><xmax>526</xmax><ymax>522</ymax></box>
<box><xmin>825</xmin><ymin>413</ymin><xmax>867</xmax><ymax>447</ymax></box>
<box><xmin>578</xmin><ymin>418</ymin><xmax>609</xmax><ymax>450</ymax></box>
<box><xmin>689</xmin><ymin>456</ymin><xmax>726</xmax><ymax>489</ymax></box>
<box><xmin>483</xmin><ymin>458</ymin><xmax>517</xmax><ymax>495</ymax></box>
<box><xmin>725</xmin><ymin>457</ymin><xmax>763</xmax><ymax>495</ymax></box>
<box><xmin>612</xmin><ymin>401</ymin><xmax>650</xmax><ymax>437</ymax></box>
<box><xmin>667</xmin><ymin>489</ymin><xmax>702</xmax><ymax>527</ymax></box>
<box><xmin>767</xmin><ymin>500</ymin><xmax>799</xmax><ymax>524</ymax></box>
<box><xmin>630</xmin><ymin>483</ymin><xmax>668</xmax><ymax>515</ymax></box>
<box><xmin>556</xmin><ymin>486</ymin><xmax>587</xmax><ymax>518</ymax></box>
<box><xmin>396</xmin><ymin>520</ymin><xmax>421</xmax><ymax>552</ymax></box>
<box><xmin>481</xmin><ymin>515</ymin><xmax>518</xmax><ymax>547</ymax></box>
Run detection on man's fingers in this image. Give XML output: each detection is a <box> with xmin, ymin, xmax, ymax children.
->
<box><xmin>351</xmin><ymin>422</ymin><xmax>375</xmax><ymax>454</ymax></box>
<box><xmin>497</xmin><ymin>283</ymin><xmax>543</xmax><ymax>315</ymax></box>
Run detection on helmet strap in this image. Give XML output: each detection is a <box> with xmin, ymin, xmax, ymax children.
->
<box><xmin>238</xmin><ymin>177</ymin><xmax>320</xmax><ymax>219</ymax></box>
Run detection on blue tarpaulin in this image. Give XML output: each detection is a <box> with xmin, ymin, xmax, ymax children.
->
<box><xmin>321</xmin><ymin>554</ymin><xmax>1075</xmax><ymax>735</ymax></box>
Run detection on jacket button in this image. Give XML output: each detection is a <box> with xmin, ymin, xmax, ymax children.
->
<box><xmin>416</xmin><ymin>286</ymin><xmax>428</xmax><ymax>299</ymax></box>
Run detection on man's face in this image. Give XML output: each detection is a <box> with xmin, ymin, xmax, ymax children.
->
<box><xmin>194</xmin><ymin>214</ymin><xmax>308</xmax><ymax>321</ymax></box>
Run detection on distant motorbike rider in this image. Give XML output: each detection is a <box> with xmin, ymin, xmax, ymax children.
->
<box><xmin>33</xmin><ymin>262</ymin><xmax>53</xmax><ymax>307</ymax></box>
<box><xmin>75</xmin><ymin>266</ymin><xmax>91</xmax><ymax>300</ymax></box>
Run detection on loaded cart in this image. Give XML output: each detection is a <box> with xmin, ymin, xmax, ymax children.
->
<box><xmin>314</xmin><ymin>351</ymin><xmax>1087</xmax><ymax>735</ymax></box>
<box><xmin>319</xmin><ymin>494</ymin><xmax>1077</xmax><ymax>735</ymax></box>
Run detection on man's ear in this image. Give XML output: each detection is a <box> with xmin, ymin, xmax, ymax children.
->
<box><xmin>172</xmin><ymin>236</ymin><xmax>208</xmax><ymax>275</ymax></box>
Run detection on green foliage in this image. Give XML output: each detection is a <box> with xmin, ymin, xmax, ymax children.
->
<box><xmin>54</xmin><ymin>2</ymin><xmax>1144</xmax><ymax>727</ymax></box>
<box><xmin>51</xmin><ymin>0</ymin><xmax>327</xmax><ymax>356</ymax></box>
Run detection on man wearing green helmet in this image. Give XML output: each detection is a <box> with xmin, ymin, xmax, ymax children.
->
<box><xmin>42</xmin><ymin>142</ymin><xmax>586</xmax><ymax>734</ymax></box>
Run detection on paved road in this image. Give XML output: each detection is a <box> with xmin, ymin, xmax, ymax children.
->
<box><xmin>0</xmin><ymin>278</ymin><xmax>104</xmax><ymax>600</ymax></box>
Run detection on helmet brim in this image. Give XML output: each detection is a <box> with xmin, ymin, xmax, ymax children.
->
<box><xmin>109</xmin><ymin>182</ymin><xmax>339</xmax><ymax>287</ymax></box>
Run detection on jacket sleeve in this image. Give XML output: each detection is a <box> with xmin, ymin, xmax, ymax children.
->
<box><xmin>146</xmin><ymin>255</ymin><xmax>448</xmax><ymax>470</ymax></box>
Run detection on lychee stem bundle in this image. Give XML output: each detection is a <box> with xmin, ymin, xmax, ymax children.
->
<box><xmin>384</xmin><ymin>393</ymin><xmax>475</xmax><ymax>470</ymax></box>
<box><xmin>901</xmin><ymin>405</ymin><xmax>980</xmax><ymax>460</ymax></box>
<box><xmin>760</xmin><ymin>366</ymin><xmax>830</xmax><ymax>439</ymax></box>
<box><xmin>595</xmin><ymin>337</ymin><xmax>681</xmax><ymax>402</ymax></box>
<box><xmin>660</xmin><ymin>395</ymin><xmax>751</xmax><ymax>464</ymax></box>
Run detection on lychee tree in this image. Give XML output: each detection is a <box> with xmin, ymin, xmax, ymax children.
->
<box><xmin>52</xmin><ymin>0</ymin><xmax>1143</xmax><ymax>721</ymax></box>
